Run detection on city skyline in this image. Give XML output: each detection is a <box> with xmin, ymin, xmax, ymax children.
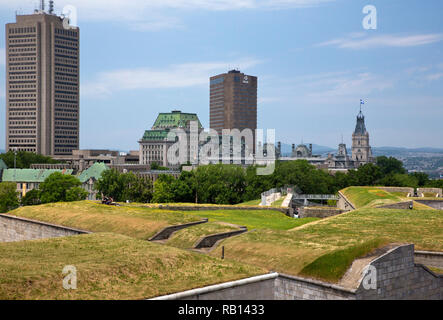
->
<box><xmin>1</xmin><ymin>0</ymin><xmax>442</xmax><ymax>152</ymax></box>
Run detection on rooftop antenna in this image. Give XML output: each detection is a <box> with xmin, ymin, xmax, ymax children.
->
<box><xmin>49</xmin><ymin>0</ymin><xmax>54</xmax><ymax>14</ymax></box>
<box><xmin>341</xmin><ymin>134</ymin><xmax>344</xmax><ymax>144</ymax></box>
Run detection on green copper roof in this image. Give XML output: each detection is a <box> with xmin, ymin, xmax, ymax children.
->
<box><xmin>0</xmin><ymin>159</ymin><xmax>8</xmax><ymax>170</ymax></box>
<box><xmin>141</xmin><ymin>129</ymin><xmax>173</xmax><ymax>142</ymax></box>
<box><xmin>77</xmin><ymin>162</ymin><xmax>109</xmax><ymax>183</ymax></box>
<box><xmin>2</xmin><ymin>169</ymin><xmax>74</xmax><ymax>183</ymax></box>
<box><xmin>152</xmin><ymin>111</ymin><xmax>202</xmax><ymax>130</ymax></box>
<box><xmin>141</xmin><ymin>111</ymin><xmax>203</xmax><ymax>142</ymax></box>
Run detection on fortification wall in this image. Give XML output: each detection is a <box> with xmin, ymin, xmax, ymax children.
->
<box><xmin>376</xmin><ymin>187</ymin><xmax>414</xmax><ymax>195</ymax></box>
<box><xmin>151</xmin><ymin>244</ymin><xmax>442</xmax><ymax>300</ymax></box>
<box><xmin>0</xmin><ymin>214</ymin><xmax>89</xmax><ymax>242</ymax></box>
<box><xmin>417</xmin><ymin>188</ymin><xmax>442</xmax><ymax>197</ymax></box>
<box><xmin>414</xmin><ymin>200</ymin><xmax>443</xmax><ymax>210</ymax></box>
<box><xmin>299</xmin><ymin>207</ymin><xmax>344</xmax><ymax>218</ymax></box>
<box><xmin>337</xmin><ymin>191</ymin><xmax>355</xmax><ymax>211</ymax></box>
<box><xmin>376</xmin><ymin>201</ymin><xmax>413</xmax><ymax>210</ymax></box>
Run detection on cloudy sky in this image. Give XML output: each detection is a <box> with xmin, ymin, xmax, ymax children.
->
<box><xmin>0</xmin><ymin>0</ymin><xmax>442</xmax><ymax>151</ymax></box>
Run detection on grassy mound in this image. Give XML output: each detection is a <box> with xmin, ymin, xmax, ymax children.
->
<box><xmin>6</xmin><ymin>201</ymin><xmax>201</xmax><ymax>240</ymax></box>
<box><xmin>209</xmin><ymin>207</ymin><xmax>443</xmax><ymax>281</ymax></box>
<box><xmin>0</xmin><ymin>233</ymin><xmax>265</xmax><ymax>300</ymax></box>
<box><xmin>299</xmin><ymin>238</ymin><xmax>388</xmax><ymax>282</ymax></box>
<box><xmin>166</xmin><ymin>222</ymin><xmax>240</xmax><ymax>249</ymax></box>
<box><xmin>341</xmin><ymin>187</ymin><xmax>404</xmax><ymax>208</ymax></box>
<box><xmin>181</xmin><ymin>209</ymin><xmax>318</xmax><ymax>231</ymax></box>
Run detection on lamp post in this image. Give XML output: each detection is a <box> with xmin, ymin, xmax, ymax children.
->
<box><xmin>13</xmin><ymin>147</ymin><xmax>18</xmax><ymax>182</ymax></box>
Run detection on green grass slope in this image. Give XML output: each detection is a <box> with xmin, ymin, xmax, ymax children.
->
<box><xmin>0</xmin><ymin>233</ymin><xmax>265</xmax><ymax>300</ymax></box>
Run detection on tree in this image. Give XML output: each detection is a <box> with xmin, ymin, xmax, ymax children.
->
<box><xmin>151</xmin><ymin>174</ymin><xmax>176</xmax><ymax>203</ymax></box>
<box><xmin>0</xmin><ymin>182</ymin><xmax>19</xmax><ymax>213</ymax></box>
<box><xmin>21</xmin><ymin>189</ymin><xmax>41</xmax><ymax>206</ymax></box>
<box><xmin>95</xmin><ymin>169</ymin><xmax>153</xmax><ymax>203</ymax></box>
<box><xmin>0</xmin><ymin>151</ymin><xmax>60</xmax><ymax>169</ymax></box>
<box><xmin>66</xmin><ymin>187</ymin><xmax>89</xmax><ymax>202</ymax></box>
<box><xmin>409</xmin><ymin>172</ymin><xmax>429</xmax><ymax>187</ymax></box>
<box><xmin>40</xmin><ymin>172</ymin><xmax>82</xmax><ymax>203</ymax></box>
<box><xmin>376</xmin><ymin>156</ymin><xmax>406</xmax><ymax>175</ymax></box>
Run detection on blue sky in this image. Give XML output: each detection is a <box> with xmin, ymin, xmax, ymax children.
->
<box><xmin>1</xmin><ymin>0</ymin><xmax>442</xmax><ymax>151</ymax></box>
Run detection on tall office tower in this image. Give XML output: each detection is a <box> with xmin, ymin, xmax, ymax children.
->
<box><xmin>209</xmin><ymin>69</ymin><xmax>257</xmax><ymax>137</ymax></box>
<box><xmin>5</xmin><ymin>3</ymin><xmax>79</xmax><ymax>155</ymax></box>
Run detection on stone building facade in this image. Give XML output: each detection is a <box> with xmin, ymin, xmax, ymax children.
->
<box><xmin>139</xmin><ymin>111</ymin><xmax>203</xmax><ymax>169</ymax></box>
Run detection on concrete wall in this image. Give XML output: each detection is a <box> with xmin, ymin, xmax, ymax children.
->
<box><xmin>414</xmin><ymin>251</ymin><xmax>443</xmax><ymax>269</ymax></box>
<box><xmin>194</xmin><ymin>227</ymin><xmax>247</xmax><ymax>249</ymax></box>
<box><xmin>0</xmin><ymin>214</ymin><xmax>89</xmax><ymax>242</ymax></box>
<box><xmin>149</xmin><ymin>219</ymin><xmax>208</xmax><ymax>241</ymax></box>
<box><xmin>150</xmin><ymin>273</ymin><xmax>278</xmax><ymax>300</ymax></box>
<box><xmin>376</xmin><ymin>201</ymin><xmax>413</xmax><ymax>210</ymax></box>
<box><xmin>376</xmin><ymin>187</ymin><xmax>414</xmax><ymax>195</ymax></box>
<box><xmin>415</xmin><ymin>200</ymin><xmax>443</xmax><ymax>210</ymax></box>
<box><xmin>299</xmin><ymin>207</ymin><xmax>344</xmax><ymax>219</ymax></box>
<box><xmin>337</xmin><ymin>191</ymin><xmax>356</xmax><ymax>211</ymax></box>
<box><xmin>417</xmin><ymin>188</ymin><xmax>442</xmax><ymax>197</ymax></box>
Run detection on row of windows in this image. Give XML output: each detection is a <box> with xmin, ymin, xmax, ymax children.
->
<box><xmin>9</xmin><ymin>84</ymin><xmax>36</xmax><ymax>90</ymax></box>
<box><xmin>9</xmin><ymin>120</ymin><xmax>36</xmax><ymax>126</ymax></box>
<box><xmin>9</xmin><ymin>75</ymin><xmax>36</xmax><ymax>80</ymax></box>
<box><xmin>54</xmin><ymin>47</ymin><xmax>78</xmax><ymax>57</ymax></box>
<box><xmin>55</xmin><ymin>75</ymin><xmax>78</xmax><ymax>82</ymax></box>
<box><xmin>55</xmin><ymin>28</ymin><xmax>78</xmax><ymax>37</ymax></box>
<box><xmin>9</xmin><ymin>65</ymin><xmax>36</xmax><ymax>71</ymax></box>
<box><xmin>54</xmin><ymin>38</ymin><xmax>78</xmax><ymax>48</ymax></box>
<box><xmin>9</xmin><ymin>129</ymin><xmax>36</xmax><ymax>135</ymax></box>
<box><xmin>8</xmin><ymin>103</ymin><xmax>37</xmax><ymax>108</ymax></box>
<box><xmin>9</xmin><ymin>93</ymin><xmax>36</xmax><ymax>98</ymax></box>
<box><xmin>9</xmin><ymin>27</ymin><xmax>36</xmax><ymax>34</ymax></box>
<box><xmin>9</xmin><ymin>38</ymin><xmax>36</xmax><ymax>44</ymax></box>
<box><xmin>9</xmin><ymin>48</ymin><xmax>36</xmax><ymax>54</ymax></box>
<box><xmin>9</xmin><ymin>56</ymin><xmax>36</xmax><ymax>62</ymax></box>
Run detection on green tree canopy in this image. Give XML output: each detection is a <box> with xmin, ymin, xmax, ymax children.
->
<box><xmin>0</xmin><ymin>151</ymin><xmax>60</xmax><ymax>169</ymax></box>
<box><xmin>0</xmin><ymin>182</ymin><xmax>19</xmax><ymax>213</ymax></box>
<box><xmin>40</xmin><ymin>172</ymin><xmax>82</xmax><ymax>203</ymax></box>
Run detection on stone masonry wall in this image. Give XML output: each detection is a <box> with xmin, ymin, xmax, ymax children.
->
<box><xmin>337</xmin><ymin>191</ymin><xmax>355</xmax><ymax>211</ymax></box>
<box><xmin>417</xmin><ymin>188</ymin><xmax>442</xmax><ymax>197</ymax></box>
<box><xmin>355</xmin><ymin>244</ymin><xmax>442</xmax><ymax>300</ymax></box>
<box><xmin>0</xmin><ymin>214</ymin><xmax>88</xmax><ymax>242</ymax></box>
<box><xmin>274</xmin><ymin>274</ymin><xmax>355</xmax><ymax>300</ymax></box>
<box><xmin>299</xmin><ymin>207</ymin><xmax>344</xmax><ymax>219</ymax></box>
<box><xmin>377</xmin><ymin>201</ymin><xmax>413</xmax><ymax>210</ymax></box>
<box><xmin>376</xmin><ymin>187</ymin><xmax>414</xmax><ymax>195</ymax></box>
<box><xmin>415</xmin><ymin>200</ymin><xmax>443</xmax><ymax>210</ymax></box>
<box><xmin>414</xmin><ymin>251</ymin><xmax>443</xmax><ymax>269</ymax></box>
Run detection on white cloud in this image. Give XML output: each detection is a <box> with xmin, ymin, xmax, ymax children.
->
<box><xmin>82</xmin><ymin>58</ymin><xmax>263</xmax><ymax>98</ymax></box>
<box><xmin>317</xmin><ymin>33</ymin><xmax>443</xmax><ymax>49</ymax></box>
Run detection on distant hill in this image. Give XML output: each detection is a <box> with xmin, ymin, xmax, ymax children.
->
<box><xmin>372</xmin><ymin>147</ymin><xmax>443</xmax><ymax>156</ymax></box>
<box><xmin>278</xmin><ymin>144</ymin><xmax>443</xmax><ymax>158</ymax></box>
